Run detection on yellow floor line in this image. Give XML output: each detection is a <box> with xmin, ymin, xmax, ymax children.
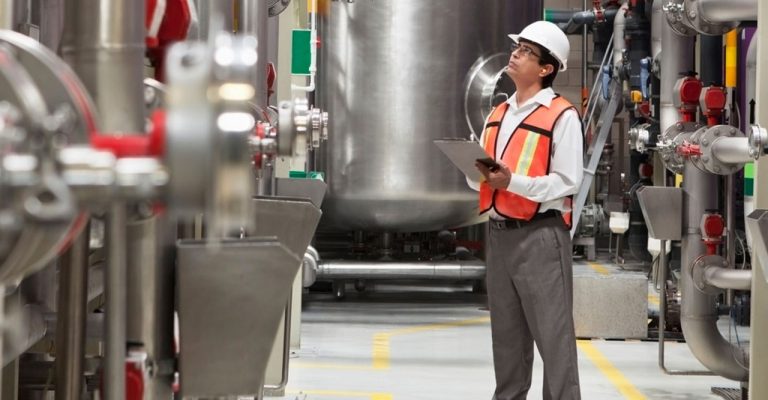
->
<box><xmin>287</xmin><ymin>389</ymin><xmax>392</xmax><ymax>400</ymax></box>
<box><xmin>587</xmin><ymin>261</ymin><xmax>611</xmax><ymax>275</ymax></box>
<box><xmin>647</xmin><ymin>293</ymin><xmax>660</xmax><ymax>307</ymax></box>
<box><xmin>577</xmin><ymin>340</ymin><xmax>647</xmax><ymax>400</ymax></box>
<box><xmin>373</xmin><ymin>316</ymin><xmax>491</xmax><ymax>370</ymax></box>
<box><xmin>292</xmin><ymin>362</ymin><xmax>375</xmax><ymax>370</ymax></box>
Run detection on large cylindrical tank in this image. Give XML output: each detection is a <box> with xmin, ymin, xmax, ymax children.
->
<box><xmin>317</xmin><ymin>0</ymin><xmax>541</xmax><ymax>232</ymax></box>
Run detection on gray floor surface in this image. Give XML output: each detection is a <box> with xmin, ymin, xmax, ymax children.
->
<box><xmin>271</xmin><ymin>262</ymin><xmax>748</xmax><ymax>400</ymax></box>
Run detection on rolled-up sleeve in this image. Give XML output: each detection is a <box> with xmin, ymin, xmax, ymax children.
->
<box><xmin>506</xmin><ymin>109</ymin><xmax>583</xmax><ymax>202</ymax></box>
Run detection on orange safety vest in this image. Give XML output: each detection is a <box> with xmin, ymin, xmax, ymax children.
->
<box><xmin>479</xmin><ymin>95</ymin><xmax>578</xmax><ymax>228</ymax></box>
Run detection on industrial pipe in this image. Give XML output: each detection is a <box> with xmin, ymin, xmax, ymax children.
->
<box><xmin>660</xmin><ymin>6</ymin><xmax>694</xmax><ymax>134</ymax></box>
<box><xmin>0</xmin><ymin>0</ymin><xmax>12</xmax><ymax>30</ymax></box>
<box><xmin>105</xmin><ymin>204</ymin><xmax>127</xmax><ymax>400</ymax></box>
<box><xmin>681</xmin><ymin>162</ymin><xmax>749</xmax><ymax>381</ymax></box>
<box><xmin>699</xmin><ymin>0</ymin><xmax>757</xmax><ymax>22</ymax></box>
<box><xmin>236</xmin><ymin>0</ymin><xmax>268</xmax><ymax>107</ymax></box>
<box><xmin>613</xmin><ymin>2</ymin><xmax>628</xmax><ymax>72</ymax></box>
<box><xmin>712</xmin><ymin>137</ymin><xmax>753</xmax><ymax>164</ymax></box>
<box><xmin>302</xmin><ymin>246</ymin><xmax>319</xmax><ymax>288</ymax></box>
<box><xmin>55</xmin><ymin>224</ymin><xmax>90</xmax><ymax>400</ymax></box>
<box><xmin>703</xmin><ymin>265</ymin><xmax>752</xmax><ymax>291</ymax></box>
<box><xmin>61</xmin><ymin>0</ymin><xmax>146</xmax><ymax>133</ymax></box>
<box><xmin>317</xmin><ymin>260</ymin><xmax>485</xmax><ymax>280</ymax></box>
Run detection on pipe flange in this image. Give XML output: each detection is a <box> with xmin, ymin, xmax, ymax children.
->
<box><xmin>749</xmin><ymin>124</ymin><xmax>768</xmax><ymax>159</ymax></box>
<box><xmin>690</xmin><ymin>124</ymin><xmax>745</xmax><ymax>175</ymax></box>
<box><xmin>690</xmin><ymin>254</ymin><xmax>726</xmax><ymax>295</ymax></box>
<box><xmin>662</xmin><ymin>0</ymin><xmax>695</xmax><ymax>36</ymax></box>
<box><xmin>628</xmin><ymin>123</ymin><xmax>651</xmax><ymax>153</ymax></box>
<box><xmin>659</xmin><ymin>121</ymin><xmax>701</xmax><ymax>174</ymax></box>
<box><xmin>164</xmin><ymin>34</ymin><xmax>255</xmax><ymax>235</ymax></box>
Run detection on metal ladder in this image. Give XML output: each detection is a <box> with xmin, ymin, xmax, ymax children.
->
<box><xmin>570</xmin><ymin>79</ymin><xmax>623</xmax><ymax>239</ymax></box>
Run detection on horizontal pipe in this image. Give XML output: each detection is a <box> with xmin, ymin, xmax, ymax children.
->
<box><xmin>703</xmin><ymin>266</ymin><xmax>752</xmax><ymax>291</ymax></box>
<box><xmin>712</xmin><ymin>137</ymin><xmax>752</xmax><ymax>164</ymax></box>
<box><xmin>699</xmin><ymin>0</ymin><xmax>756</xmax><ymax>22</ymax></box>
<box><xmin>317</xmin><ymin>260</ymin><xmax>485</xmax><ymax>280</ymax></box>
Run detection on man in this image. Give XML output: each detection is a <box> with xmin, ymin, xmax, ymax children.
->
<box><xmin>466</xmin><ymin>21</ymin><xmax>583</xmax><ymax>400</ymax></box>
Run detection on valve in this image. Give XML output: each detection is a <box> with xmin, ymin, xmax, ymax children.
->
<box><xmin>700</xmin><ymin>85</ymin><xmax>726</xmax><ymax>127</ymax></box>
<box><xmin>676</xmin><ymin>140</ymin><xmax>702</xmax><ymax>157</ymax></box>
<box><xmin>639</xmin><ymin>57</ymin><xmax>651</xmax><ymax>100</ymax></box>
<box><xmin>700</xmin><ymin>212</ymin><xmax>724</xmax><ymax>255</ymax></box>
<box><xmin>673</xmin><ymin>73</ymin><xmax>702</xmax><ymax>123</ymax></box>
<box><xmin>601</xmin><ymin>65</ymin><xmax>612</xmax><ymax>100</ymax></box>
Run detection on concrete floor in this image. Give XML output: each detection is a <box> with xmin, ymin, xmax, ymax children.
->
<box><xmin>271</xmin><ymin>262</ymin><xmax>747</xmax><ymax>400</ymax></box>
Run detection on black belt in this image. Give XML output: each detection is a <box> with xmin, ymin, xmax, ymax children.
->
<box><xmin>489</xmin><ymin>210</ymin><xmax>561</xmax><ymax>230</ymax></box>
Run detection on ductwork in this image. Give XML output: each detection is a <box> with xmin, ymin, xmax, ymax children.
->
<box><xmin>317</xmin><ymin>260</ymin><xmax>485</xmax><ymax>280</ymax></box>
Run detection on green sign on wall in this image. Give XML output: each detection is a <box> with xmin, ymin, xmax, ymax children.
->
<box><xmin>291</xmin><ymin>29</ymin><xmax>312</xmax><ymax>75</ymax></box>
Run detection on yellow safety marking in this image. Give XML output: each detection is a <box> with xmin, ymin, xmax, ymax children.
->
<box><xmin>287</xmin><ymin>389</ymin><xmax>392</xmax><ymax>400</ymax></box>
<box><xmin>647</xmin><ymin>293</ymin><xmax>660</xmax><ymax>307</ymax></box>
<box><xmin>587</xmin><ymin>261</ymin><xmax>611</xmax><ymax>276</ymax></box>
<box><xmin>373</xmin><ymin>316</ymin><xmax>491</xmax><ymax>370</ymax></box>
<box><xmin>292</xmin><ymin>362</ymin><xmax>375</xmax><ymax>370</ymax></box>
<box><xmin>577</xmin><ymin>340</ymin><xmax>648</xmax><ymax>400</ymax></box>
<box><xmin>514</xmin><ymin>131</ymin><xmax>541</xmax><ymax>175</ymax></box>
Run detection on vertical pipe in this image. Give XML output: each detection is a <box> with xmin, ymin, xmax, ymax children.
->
<box><xmin>0</xmin><ymin>0</ymin><xmax>12</xmax><ymax>30</ymax></box>
<box><xmin>750</xmin><ymin>2</ymin><xmax>768</xmax><ymax>396</ymax></box>
<box><xmin>61</xmin><ymin>0</ymin><xmax>146</xmax><ymax>133</ymax></box>
<box><xmin>700</xmin><ymin>36</ymin><xmax>723</xmax><ymax>85</ymax></box>
<box><xmin>660</xmin><ymin>14</ymin><xmax>694</xmax><ymax>134</ymax></box>
<box><xmin>105</xmin><ymin>204</ymin><xmax>127</xmax><ymax>400</ymax></box>
<box><xmin>126</xmin><ymin>214</ymin><xmax>174</xmax><ymax>400</ymax></box>
<box><xmin>680</xmin><ymin>163</ymin><xmax>749</xmax><ymax>381</ymax></box>
<box><xmin>55</xmin><ymin>223</ymin><xmax>90</xmax><ymax>400</ymax></box>
<box><xmin>725</xmin><ymin>175</ymin><xmax>735</xmax><ymax>306</ymax></box>
<box><xmin>236</xmin><ymin>0</ymin><xmax>268</xmax><ymax>107</ymax></box>
<box><xmin>582</xmin><ymin>0</ymin><xmax>588</xmax><ymax>114</ymax></box>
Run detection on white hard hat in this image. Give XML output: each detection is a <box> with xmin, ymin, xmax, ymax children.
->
<box><xmin>508</xmin><ymin>21</ymin><xmax>570</xmax><ymax>72</ymax></box>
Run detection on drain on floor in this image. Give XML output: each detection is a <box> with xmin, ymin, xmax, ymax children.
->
<box><xmin>711</xmin><ymin>387</ymin><xmax>744</xmax><ymax>400</ymax></box>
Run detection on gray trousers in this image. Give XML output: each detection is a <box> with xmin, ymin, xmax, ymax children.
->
<box><xmin>487</xmin><ymin>217</ymin><xmax>581</xmax><ymax>400</ymax></box>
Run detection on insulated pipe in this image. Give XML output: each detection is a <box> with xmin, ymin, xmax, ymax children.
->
<box><xmin>660</xmin><ymin>4</ymin><xmax>694</xmax><ymax>134</ymax></box>
<box><xmin>703</xmin><ymin>265</ymin><xmax>752</xmax><ymax>291</ymax></box>
<box><xmin>712</xmin><ymin>137</ymin><xmax>753</xmax><ymax>164</ymax></box>
<box><xmin>55</xmin><ymin>224</ymin><xmax>90</xmax><ymax>400</ymax></box>
<box><xmin>236</xmin><ymin>0</ymin><xmax>268</xmax><ymax>107</ymax></box>
<box><xmin>61</xmin><ymin>0</ymin><xmax>146</xmax><ymax>133</ymax></box>
<box><xmin>699</xmin><ymin>0</ymin><xmax>757</xmax><ymax>22</ymax></box>
<box><xmin>681</xmin><ymin>162</ymin><xmax>749</xmax><ymax>381</ymax></box>
<box><xmin>317</xmin><ymin>260</ymin><xmax>485</xmax><ymax>280</ymax></box>
<box><xmin>613</xmin><ymin>2</ymin><xmax>628</xmax><ymax>72</ymax></box>
<box><xmin>651</xmin><ymin>0</ymin><xmax>662</xmax><ymax>61</ymax></box>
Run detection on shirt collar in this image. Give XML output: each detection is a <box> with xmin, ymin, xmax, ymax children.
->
<box><xmin>507</xmin><ymin>87</ymin><xmax>556</xmax><ymax>110</ymax></box>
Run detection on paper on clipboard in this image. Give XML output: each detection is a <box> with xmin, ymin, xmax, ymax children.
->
<box><xmin>433</xmin><ymin>138</ymin><xmax>491</xmax><ymax>182</ymax></box>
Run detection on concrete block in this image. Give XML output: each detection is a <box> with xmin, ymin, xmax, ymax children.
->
<box><xmin>572</xmin><ymin>263</ymin><xmax>648</xmax><ymax>339</ymax></box>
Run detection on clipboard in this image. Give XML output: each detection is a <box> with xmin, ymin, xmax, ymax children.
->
<box><xmin>433</xmin><ymin>138</ymin><xmax>492</xmax><ymax>182</ymax></box>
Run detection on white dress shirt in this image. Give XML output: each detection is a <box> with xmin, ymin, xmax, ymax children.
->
<box><xmin>466</xmin><ymin>87</ymin><xmax>584</xmax><ymax>220</ymax></box>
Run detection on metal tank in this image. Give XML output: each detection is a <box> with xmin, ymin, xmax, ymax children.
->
<box><xmin>317</xmin><ymin>0</ymin><xmax>541</xmax><ymax>232</ymax></box>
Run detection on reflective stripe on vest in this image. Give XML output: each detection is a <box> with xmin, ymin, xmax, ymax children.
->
<box><xmin>478</xmin><ymin>96</ymin><xmax>577</xmax><ymax>228</ymax></box>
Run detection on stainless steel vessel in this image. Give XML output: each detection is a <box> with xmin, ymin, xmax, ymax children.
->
<box><xmin>317</xmin><ymin>0</ymin><xmax>541</xmax><ymax>232</ymax></box>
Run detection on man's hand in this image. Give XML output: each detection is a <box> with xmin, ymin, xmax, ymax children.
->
<box><xmin>475</xmin><ymin>160</ymin><xmax>511</xmax><ymax>190</ymax></box>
